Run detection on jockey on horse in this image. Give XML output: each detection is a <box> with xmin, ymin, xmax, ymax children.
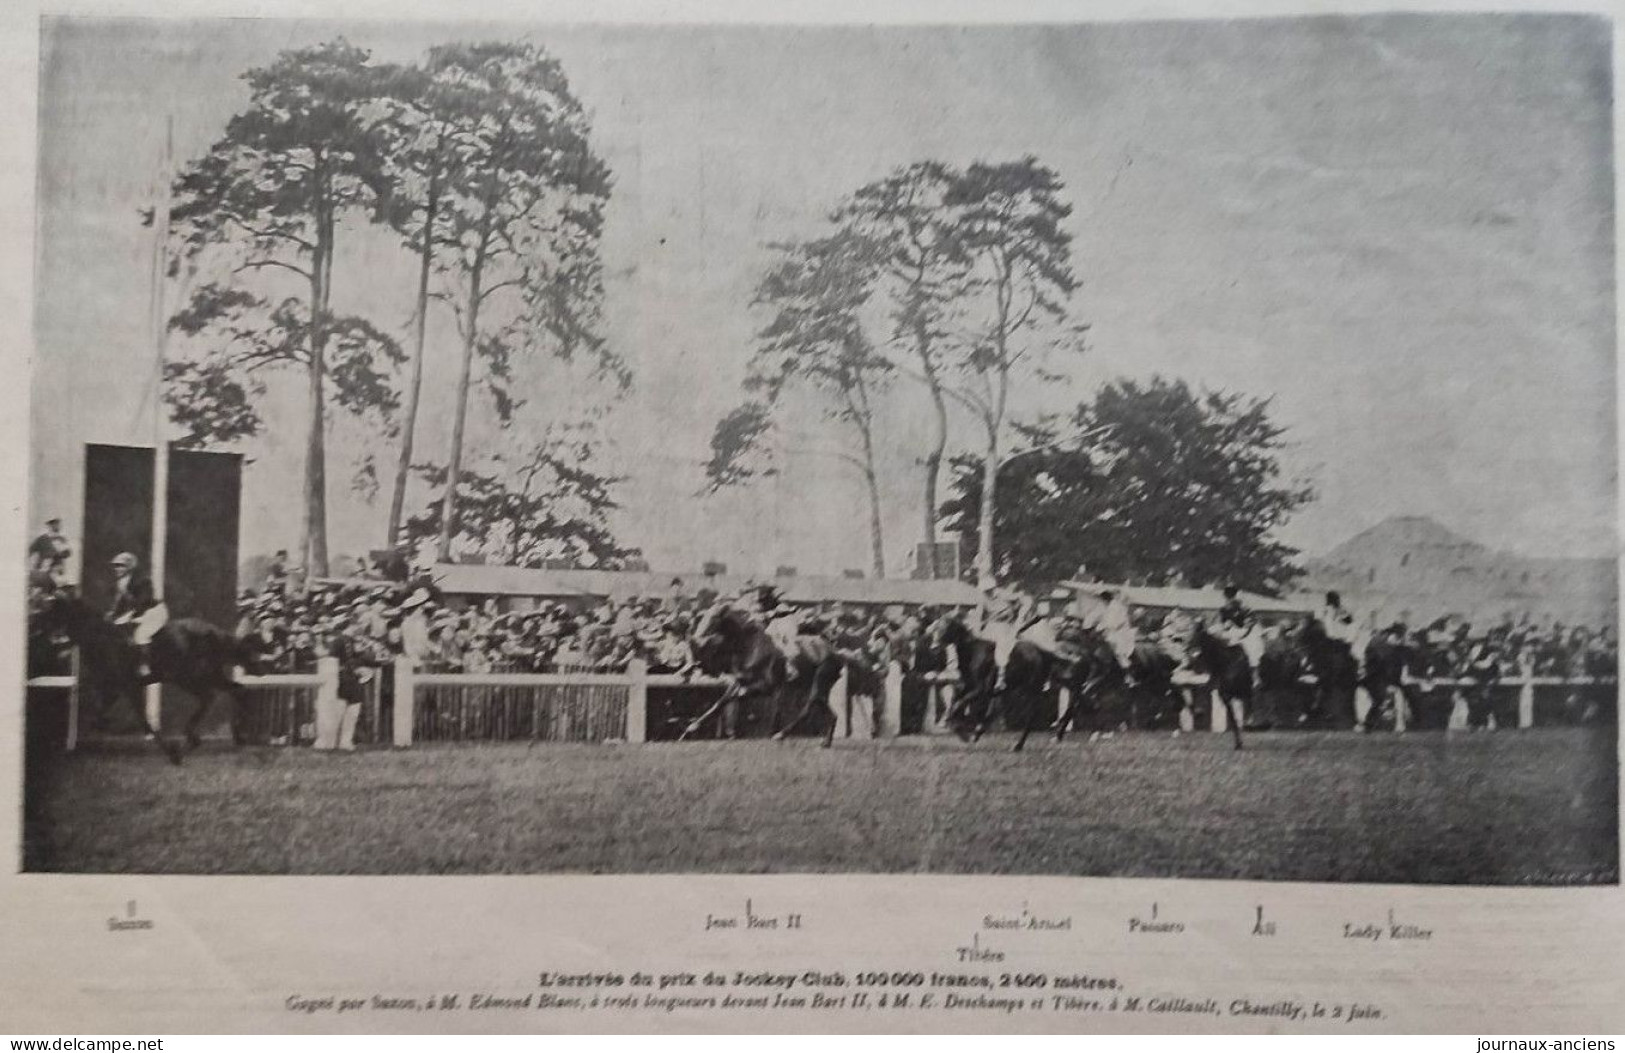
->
<box><xmin>107</xmin><ymin>551</ymin><xmax>169</xmax><ymax>681</ymax></box>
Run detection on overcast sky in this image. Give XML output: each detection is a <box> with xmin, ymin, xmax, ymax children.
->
<box><xmin>31</xmin><ymin>13</ymin><xmax>1617</xmax><ymax>574</ymax></box>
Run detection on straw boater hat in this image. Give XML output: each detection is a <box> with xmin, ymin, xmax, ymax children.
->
<box><xmin>400</xmin><ymin>588</ymin><xmax>432</xmax><ymax>612</ymax></box>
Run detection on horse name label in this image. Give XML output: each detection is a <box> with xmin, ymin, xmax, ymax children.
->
<box><xmin>1127</xmin><ymin>917</ymin><xmax>1185</xmax><ymax>934</ymax></box>
<box><xmin>983</xmin><ymin>912</ymin><xmax>1072</xmax><ymax>932</ymax></box>
<box><xmin>106</xmin><ymin>917</ymin><xmax>153</xmax><ymax>932</ymax></box>
<box><xmin>705</xmin><ymin>898</ymin><xmax>802</xmax><ymax>933</ymax></box>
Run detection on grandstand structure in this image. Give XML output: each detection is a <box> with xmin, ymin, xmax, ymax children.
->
<box><xmin>427</xmin><ymin>562</ymin><xmax>984</xmax><ymax>613</ymax></box>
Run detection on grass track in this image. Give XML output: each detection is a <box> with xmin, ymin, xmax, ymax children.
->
<box><xmin>28</xmin><ymin>728</ymin><xmax>1619</xmax><ymax>883</ymax></box>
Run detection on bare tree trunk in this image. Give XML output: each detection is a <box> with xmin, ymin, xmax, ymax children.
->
<box><xmin>387</xmin><ymin>170</ymin><xmax>439</xmax><ymax>548</ymax></box>
<box><xmin>436</xmin><ymin>253</ymin><xmax>484</xmax><ymax>563</ymax></box>
<box><xmin>302</xmin><ymin>188</ymin><xmax>333</xmax><ymax>578</ymax></box>
<box><xmin>853</xmin><ymin>412</ymin><xmax>886</xmax><ymax>579</ymax></box>
<box><xmin>975</xmin><ymin>422</ymin><xmax>998</xmax><ymax>592</ymax></box>
<box><xmin>865</xmin><ymin>465</ymin><xmax>886</xmax><ymax>580</ymax></box>
<box><xmin>918</xmin><ymin>328</ymin><xmax>948</xmax><ymax>579</ymax></box>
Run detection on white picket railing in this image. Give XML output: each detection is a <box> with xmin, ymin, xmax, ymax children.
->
<box><xmin>906</xmin><ymin>666</ymin><xmax>1617</xmax><ymax>735</ymax></box>
<box><xmin>28</xmin><ymin>654</ymin><xmax>1613</xmax><ymax>752</ymax></box>
<box><xmin>387</xmin><ymin>658</ymin><xmax>926</xmax><ymax>745</ymax></box>
<box><xmin>24</xmin><ymin>658</ymin><xmax>354</xmax><ymax>752</ymax></box>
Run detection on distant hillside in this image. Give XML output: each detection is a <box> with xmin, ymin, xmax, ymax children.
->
<box><xmin>1302</xmin><ymin>515</ymin><xmax>1616</xmax><ymax>629</ymax></box>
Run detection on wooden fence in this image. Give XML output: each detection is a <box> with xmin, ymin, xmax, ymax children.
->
<box><xmin>903</xmin><ymin>666</ymin><xmax>1617</xmax><ymax>735</ymax></box>
<box><xmin>24</xmin><ymin>658</ymin><xmax>367</xmax><ymax>752</ymax></box>
<box><xmin>27</xmin><ymin>657</ymin><xmax>1614</xmax><ymax>752</ymax></box>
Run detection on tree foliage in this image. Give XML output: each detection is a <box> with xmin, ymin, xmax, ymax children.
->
<box><xmin>157</xmin><ymin>38</ymin><xmax>631</xmax><ymax>573</ymax></box>
<box><xmin>837</xmin><ymin>162</ymin><xmax>968</xmax><ymax>576</ymax></box>
<box><xmin>944</xmin><ymin>157</ymin><xmax>1083</xmax><ymax>589</ymax></box>
<box><xmin>415</xmin><ymin>41</ymin><xmax>620</xmax><ymax>561</ymax></box>
<box><xmin>162</xmin><ymin>39</ymin><xmax>399</xmax><ymax>574</ymax></box>
<box><xmin>708</xmin><ymin>228</ymin><xmax>892</xmax><ymax>575</ymax></box>
<box><xmin>942</xmin><ymin>377</ymin><xmax>1314</xmax><ymax>594</ymax></box>
<box><xmin>405</xmin><ymin>431</ymin><xmax>632</xmax><ymax>570</ymax></box>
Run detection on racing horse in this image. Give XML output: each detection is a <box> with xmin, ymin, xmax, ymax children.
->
<box><xmin>1051</xmin><ymin>626</ymin><xmax>1182</xmax><ymax>741</ymax></box>
<box><xmin>927</xmin><ymin>614</ymin><xmax>1074</xmax><ymax>752</ymax></box>
<box><xmin>1296</xmin><ymin>615</ymin><xmax>1362</xmax><ymax>728</ymax></box>
<box><xmin>1358</xmin><ymin>627</ymin><xmax>1415</xmax><ymax>731</ymax></box>
<box><xmin>31</xmin><ymin>589</ymin><xmax>249</xmax><ymax>764</ymax></box>
<box><xmin>683</xmin><ymin>602</ymin><xmax>845</xmax><ymax>747</ymax></box>
<box><xmin>1168</xmin><ymin>617</ymin><xmax>1249</xmax><ymax>750</ymax></box>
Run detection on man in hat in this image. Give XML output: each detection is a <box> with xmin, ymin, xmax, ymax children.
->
<box><xmin>1080</xmin><ymin>588</ymin><xmax>1138</xmax><ymax>670</ymax></box>
<box><xmin>101</xmin><ymin>551</ymin><xmax>160</xmax><ymax>681</ymax></box>
<box><xmin>265</xmin><ymin>549</ymin><xmax>291</xmax><ymax>593</ymax></box>
<box><xmin>979</xmin><ymin>586</ymin><xmax>1028</xmax><ymax>688</ymax></box>
<box><xmin>29</xmin><ymin>517</ymin><xmax>71</xmax><ymax>582</ymax></box>
<box><xmin>1216</xmin><ymin>585</ymin><xmax>1252</xmax><ymax>640</ymax></box>
<box><xmin>1318</xmin><ymin>590</ymin><xmax>1358</xmax><ymax>646</ymax></box>
<box><xmin>398</xmin><ymin>588</ymin><xmax>433</xmax><ymax>667</ymax></box>
<box><xmin>107</xmin><ymin>552</ymin><xmax>157</xmax><ymax>629</ymax></box>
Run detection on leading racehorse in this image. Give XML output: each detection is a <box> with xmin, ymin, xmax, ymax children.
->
<box><xmin>684</xmin><ymin>602</ymin><xmax>845</xmax><ymax>747</ymax></box>
<box><xmin>927</xmin><ymin>614</ymin><xmax>1074</xmax><ymax>752</ymax></box>
<box><xmin>1051</xmin><ymin>626</ymin><xmax>1182</xmax><ymax>741</ymax></box>
<box><xmin>31</xmin><ymin>589</ymin><xmax>249</xmax><ymax>764</ymax></box>
<box><xmin>1168</xmin><ymin>617</ymin><xmax>1249</xmax><ymax>750</ymax></box>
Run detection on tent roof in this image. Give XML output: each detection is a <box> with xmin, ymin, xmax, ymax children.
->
<box><xmin>1063</xmin><ymin>581</ymin><xmax>1318</xmax><ymax>615</ymax></box>
<box><xmin>429</xmin><ymin>563</ymin><xmax>983</xmax><ymax>607</ymax></box>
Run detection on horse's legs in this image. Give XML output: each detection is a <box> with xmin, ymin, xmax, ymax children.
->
<box><xmin>1221</xmin><ymin>689</ymin><xmax>1246</xmax><ymax>750</ymax></box>
<box><xmin>1013</xmin><ymin>682</ymin><xmax>1047</xmax><ymax>753</ymax></box>
<box><xmin>971</xmin><ymin>687</ymin><xmax>998</xmax><ymax>742</ymax></box>
<box><xmin>120</xmin><ymin>682</ymin><xmax>179</xmax><ymax>764</ymax></box>
<box><xmin>1053</xmin><ymin>682</ymin><xmax>1080</xmax><ymax>743</ymax></box>
<box><xmin>818</xmin><ymin>672</ymin><xmax>840</xmax><ymax>749</ymax></box>
<box><xmin>771</xmin><ymin>684</ymin><xmax>819</xmax><ymax>742</ymax></box>
<box><xmin>184</xmin><ymin>687</ymin><xmax>215</xmax><ymax>751</ymax></box>
<box><xmin>226</xmin><ymin>683</ymin><xmax>248</xmax><ymax>746</ymax></box>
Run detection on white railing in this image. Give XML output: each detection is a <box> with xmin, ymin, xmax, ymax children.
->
<box><xmin>30</xmin><ymin>654</ymin><xmax>1614</xmax><ymax>752</ymax></box>
<box><xmin>24</xmin><ymin>657</ymin><xmax>356</xmax><ymax>752</ymax></box>
<box><xmin>906</xmin><ymin>666</ymin><xmax>1617</xmax><ymax>735</ymax></box>
<box><xmin>391</xmin><ymin>658</ymin><xmax>908</xmax><ymax>745</ymax></box>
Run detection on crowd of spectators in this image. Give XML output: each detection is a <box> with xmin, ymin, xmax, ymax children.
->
<box><xmin>1388</xmin><ymin>616</ymin><xmax>1619</xmax><ymax>682</ymax></box>
<box><xmin>22</xmin><ymin>516</ymin><xmax>1619</xmax><ymax>688</ymax></box>
<box><xmin>233</xmin><ymin>566</ymin><xmax>943</xmax><ymax>679</ymax></box>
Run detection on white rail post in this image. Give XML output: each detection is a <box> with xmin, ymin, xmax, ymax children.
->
<box><xmin>922</xmin><ymin>677</ymin><xmax>952</xmax><ymax>735</ymax></box>
<box><xmin>626</xmin><ymin>659</ymin><xmax>648</xmax><ymax>744</ymax></box>
<box><xmin>831</xmin><ymin>668</ymin><xmax>850</xmax><ymax>739</ymax></box>
<box><xmin>66</xmin><ymin>649</ymin><xmax>80</xmax><ymax>752</ymax></box>
<box><xmin>392</xmin><ymin>656</ymin><xmax>416</xmax><ymax>748</ymax></box>
<box><xmin>1518</xmin><ymin>658</ymin><xmax>1535</xmax><ymax>729</ymax></box>
<box><xmin>1447</xmin><ymin>688</ymin><xmax>1468</xmax><ymax>730</ymax></box>
<box><xmin>883</xmin><ymin>661</ymin><xmax>904</xmax><ymax>738</ymax></box>
<box><xmin>145</xmin><ymin>685</ymin><xmax>162</xmax><ymax>740</ymax></box>
<box><xmin>313</xmin><ymin>656</ymin><xmax>341</xmax><ymax>750</ymax></box>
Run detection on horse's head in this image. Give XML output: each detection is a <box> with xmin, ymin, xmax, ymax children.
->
<box><xmin>925</xmin><ymin>613</ymin><xmax>969</xmax><ymax>655</ymax></box>
<box><xmin>28</xmin><ymin>586</ymin><xmax>98</xmax><ymax>644</ymax></box>
<box><xmin>690</xmin><ymin>602</ymin><xmax>750</xmax><ymax>677</ymax></box>
<box><xmin>692</xmin><ymin>601</ymin><xmax>747</xmax><ymax>643</ymax></box>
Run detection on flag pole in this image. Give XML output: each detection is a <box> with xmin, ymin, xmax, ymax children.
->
<box><xmin>146</xmin><ymin>115</ymin><xmax>173</xmax><ymax>732</ymax></box>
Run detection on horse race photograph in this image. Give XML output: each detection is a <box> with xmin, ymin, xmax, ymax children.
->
<box><xmin>20</xmin><ymin>13</ymin><xmax>1619</xmax><ymax>885</ymax></box>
